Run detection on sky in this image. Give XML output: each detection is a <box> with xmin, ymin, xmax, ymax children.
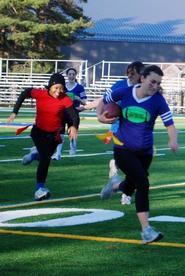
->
<box><xmin>79</xmin><ymin>0</ymin><xmax>185</xmax><ymax>24</ymax></box>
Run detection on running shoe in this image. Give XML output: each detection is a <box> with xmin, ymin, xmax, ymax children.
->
<box><xmin>34</xmin><ymin>187</ymin><xmax>51</xmax><ymax>201</ymax></box>
<box><xmin>22</xmin><ymin>147</ymin><xmax>38</xmax><ymax>165</ymax></box>
<box><xmin>141</xmin><ymin>226</ymin><xmax>163</xmax><ymax>244</ymax></box>
<box><xmin>120</xmin><ymin>193</ymin><xmax>131</xmax><ymax>205</ymax></box>
<box><xmin>109</xmin><ymin>159</ymin><xmax>118</xmax><ymax>178</ymax></box>
<box><xmin>100</xmin><ymin>174</ymin><xmax>121</xmax><ymax>199</ymax></box>
<box><xmin>51</xmin><ymin>153</ymin><xmax>61</xmax><ymax>160</ymax></box>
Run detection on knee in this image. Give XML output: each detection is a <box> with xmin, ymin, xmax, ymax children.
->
<box><xmin>135</xmin><ymin>176</ymin><xmax>149</xmax><ymax>191</ymax></box>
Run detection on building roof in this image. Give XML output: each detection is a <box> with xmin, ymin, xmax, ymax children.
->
<box><xmin>84</xmin><ymin>17</ymin><xmax>185</xmax><ymax>44</ymax></box>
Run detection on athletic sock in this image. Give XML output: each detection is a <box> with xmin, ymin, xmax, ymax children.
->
<box><xmin>36</xmin><ymin>183</ymin><xmax>45</xmax><ymax>190</ymax></box>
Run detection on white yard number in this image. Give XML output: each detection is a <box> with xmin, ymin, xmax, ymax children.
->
<box><xmin>0</xmin><ymin>208</ymin><xmax>184</xmax><ymax>228</ymax></box>
<box><xmin>0</xmin><ymin>208</ymin><xmax>124</xmax><ymax>227</ymax></box>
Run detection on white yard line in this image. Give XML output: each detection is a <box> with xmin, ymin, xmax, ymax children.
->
<box><xmin>0</xmin><ymin>151</ymin><xmax>165</xmax><ymax>163</ymax></box>
<box><xmin>0</xmin><ymin>182</ymin><xmax>184</xmax><ymax>210</ymax></box>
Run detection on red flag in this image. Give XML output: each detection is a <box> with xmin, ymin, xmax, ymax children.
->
<box><xmin>16</xmin><ymin>124</ymin><xmax>32</xmax><ymax>135</ymax></box>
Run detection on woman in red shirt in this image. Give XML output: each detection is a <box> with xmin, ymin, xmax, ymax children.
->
<box><xmin>8</xmin><ymin>73</ymin><xmax>78</xmax><ymax>201</ymax></box>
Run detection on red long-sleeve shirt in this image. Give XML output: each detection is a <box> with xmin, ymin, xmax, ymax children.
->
<box><xmin>13</xmin><ymin>88</ymin><xmax>78</xmax><ymax>132</ymax></box>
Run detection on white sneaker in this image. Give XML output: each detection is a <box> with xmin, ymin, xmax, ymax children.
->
<box><xmin>34</xmin><ymin>187</ymin><xmax>51</xmax><ymax>201</ymax></box>
<box><xmin>109</xmin><ymin>159</ymin><xmax>118</xmax><ymax>178</ymax></box>
<box><xmin>51</xmin><ymin>153</ymin><xmax>61</xmax><ymax>160</ymax></box>
<box><xmin>141</xmin><ymin>226</ymin><xmax>163</xmax><ymax>244</ymax></box>
<box><xmin>22</xmin><ymin>147</ymin><xmax>38</xmax><ymax>165</ymax></box>
<box><xmin>120</xmin><ymin>193</ymin><xmax>131</xmax><ymax>205</ymax></box>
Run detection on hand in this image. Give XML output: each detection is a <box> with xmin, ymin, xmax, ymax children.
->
<box><xmin>84</xmin><ymin>99</ymin><xmax>101</xmax><ymax>110</ymax></box>
<box><xmin>7</xmin><ymin>113</ymin><xmax>16</xmax><ymax>123</ymax></box>
<box><xmin>97</xmin><ymin>111</ymin><xmax>118</xmax><ymax>124</ymax></box>
<box><xmin>168</xmin><ymin>140</ymin><xmax>178</xmax><ymax>152</ymax></box>
<box><xmin>68</xmin><ymin>126</ymin><xmax>78</xmax><ymax>140</ymax></box>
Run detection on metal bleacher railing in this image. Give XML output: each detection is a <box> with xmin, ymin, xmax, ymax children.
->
<box><xmin>1</xmin><ymin>58</ymin><xmax>185</xmax><ymax>113</ymax></box>
<box><xmin>84</xmin><ymin>60</ymin><xmax>185</xmax><ymax>113</ymax></box>
<box><xmin>0</xmin><ymin>58</ymin><xmax>88</xmax><ymax>107</ymax></box>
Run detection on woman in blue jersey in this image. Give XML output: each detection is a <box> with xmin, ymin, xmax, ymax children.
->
<box><xmin>97</xmin><ymin>65</ymin><xmax>178</xmax><ymax>244</ymax></box>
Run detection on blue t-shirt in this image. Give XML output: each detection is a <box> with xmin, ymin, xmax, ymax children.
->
<box><xmin>103</xmin><ymin>84</ymin><xmax>174</xmax><ymax>153</ymax></box>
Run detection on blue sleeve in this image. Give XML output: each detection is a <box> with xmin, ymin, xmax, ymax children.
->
<box><xmin>103</xmin><ymin>87</ymin><xmax>128</xmax><ymax>104</ymax></box>
<box><xmin>158</xmin><ymin>95</ymin><xmax>174</xmax><ymax>126</ymax></box>
<box><xmin>111</xmin><ymin>79</ymin><xmax>126</xmax><ymax>90</ymax></box>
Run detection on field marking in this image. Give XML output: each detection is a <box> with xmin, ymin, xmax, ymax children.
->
<box><xmin>150</xmin><ymin>182</ymin><xmax>185</xmax><ymax>189</ymax></box>
<box><xmin>0</xmin><ymin>208</ymin><xmax>124</xmax><ymax>227</ymax></box>
<box><xmin>0</xmin><ymin>193</ymin><xmax>100</xmax><ymax>210</ymax></box>
<box><xmin>0</xmin><ymin>133</ymin><xmax>96</xmax><ymax>140</ymax></box>
<box><xmin>0</xmin><ymin>136</ymin><xmax>30</xmax><ymax>140</ymax></box>
<box><xmin>0</xmin><ymin>229</ymin><xmax>184</xmax><ymax>248</ymax></box>
<box><xmin>0</xmin><ymin>152</ymin><xmax>113</xmax><ymax>163</ymax></box>
<box><xmin>0</xmin><ymin>182</ymin><xmax>185</xmax><ymax>210</ymax></box>
<box><xmin>23</xmin><ymin>147</ymin><xmax>84</xmax><ymax>152</ymax></box>
<box><xmin>0</xmin><ymin>151</ymin><xmax>165</xmax><ymax>163</ymax></box>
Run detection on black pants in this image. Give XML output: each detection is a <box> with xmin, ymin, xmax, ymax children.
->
<box><xmin>114</xmin><ymin>147</ymin><xmax>153</xmax><ymax>213</ymax></box>
<box><xmin>31</xmin><ymin>125</ymin><xmax>59</xmax><ymax>184</ymax></box>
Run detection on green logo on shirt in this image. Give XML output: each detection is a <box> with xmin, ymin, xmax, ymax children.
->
<box><xmin>122</xmin><ymin>106</ymin><xmax>150</xmax><ymax>123</ymax></box>
<box><xmin>67</xmin><ymin>92</ymin><xmax>75</xmax><ymax>101</ymax></box>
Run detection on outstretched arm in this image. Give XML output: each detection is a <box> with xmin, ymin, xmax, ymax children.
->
<box><xmin>7</xmin><ymin>88</ymin><xmax>32</xmax><ymax>123</ymax></box>
<box><xmin>166</xmin><ymin>124</ymin><xmax>178</xmax><ymax>152</ymax></box>
<box><xmin>83</xmin><ymin>98</ymin><xmax>102</xmax><ymax>110</ymax></box>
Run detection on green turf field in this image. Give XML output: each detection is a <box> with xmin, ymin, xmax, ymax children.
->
<box><xmin>0</xmin><ymin>111</ymin><xmax>185</xmax><ymax>276</ymax></box>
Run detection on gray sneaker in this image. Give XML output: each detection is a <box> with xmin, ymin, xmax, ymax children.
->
<box><xmin>51</xmin><ymin>153</ymin><xmax>61</xmax><ymax>160</ymax></box>
<box><xmin>22</xmin><ymin>147</ymin><xmax>38</xmax><ymax>165</ymax></box>
<box><xmin>22</xmin><ymin>153</ymin><xmax>33</xmax><ymax>165</ymax></box>
<box><xmin>100</xmin><ymin>174</ymin><xmax>121</xmax><ymax>199</ymax></box>
<box><xmin>141</xmin><ymin>226</ymin><xmax>163</xmax><ymax>244</ymax></box>
<box><xmin>34</xmin><ymin>187</ymin><xmax>51</xmax><ymax>201</ymax></box>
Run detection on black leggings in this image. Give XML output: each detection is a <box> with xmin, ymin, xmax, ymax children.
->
<box><xmin>31</xmin><ymin>125</ymin><xmax>59</xmax><ymax>184</ymax></box>
<box><xmin>114</xmin><ymin>147</ymin><xmax>153</xmax><ymax>213</ymax></box>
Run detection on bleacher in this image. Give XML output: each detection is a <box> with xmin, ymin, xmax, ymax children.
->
<box><xmin>0</xmin><ymin>58</ymin><xmax>88</xmax><ymax>107</ymax></box>
<box><xmin>1</xmin><ymin>58</ymin><xmax>185</xmax><ymax>113</ymax></box>
<box><xmin>0</xmin><ymin>72</ymin><xmax>50</xmax><ymax>107</ymax></box>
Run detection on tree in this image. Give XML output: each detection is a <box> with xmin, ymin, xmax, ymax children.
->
<box><xmin>0</xmin><ymin>0</ymin><xmax>92</xmax><ymax>59</ymax></box>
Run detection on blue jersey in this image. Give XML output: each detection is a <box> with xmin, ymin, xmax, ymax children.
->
<box><xmin>103</xmin><ymin>84</ymin><xmax>174</xmax><ymax>153</ymax></box>
<box><xmin>66</xmin><ymin>82</ymin><xmax>86</xmax><ymax>108</ymax></box>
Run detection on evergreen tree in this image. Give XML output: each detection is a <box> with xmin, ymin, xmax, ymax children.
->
<box><xmin>0</xmin><ymin>0</ymin><xmax>92</xmax><ymax>58</ymax></box>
